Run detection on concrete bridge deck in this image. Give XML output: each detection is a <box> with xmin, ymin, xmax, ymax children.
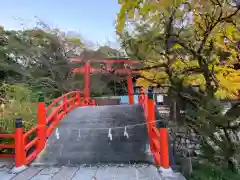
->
<box><xmin>33</xmin><ymin>105</ymin><xmax>153</xmax><ymax>166</ymax></box>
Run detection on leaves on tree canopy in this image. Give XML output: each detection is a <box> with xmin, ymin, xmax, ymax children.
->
<box><xmin>117</xmin><ymin>0</ymin><xmax>240</xmax><ymax>99</ymax></box>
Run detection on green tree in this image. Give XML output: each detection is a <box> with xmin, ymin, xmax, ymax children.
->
<box><xmin>0</xmin><ymin>26</ymin><xmax>30</xmax><ymax>82</ymax></box>
<box><xmin>117</xmin><ymin>0</ymin><xmax>240</xmax><ymax>99</ymax></box>
<box><xmin>117</xmin><ymin>0</ymin><xmax>240</xmax><ymax>172</ymax></box>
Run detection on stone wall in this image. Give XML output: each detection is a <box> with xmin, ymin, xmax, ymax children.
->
<box><xmin>157</xmin><ymin>105</ymin><xmax>201</xmax><ymax>157</ymax></box>
<box><xmin>168</xmin><ymin>126</ymin><xmax>201</xmax><ymax>157</ymax></box>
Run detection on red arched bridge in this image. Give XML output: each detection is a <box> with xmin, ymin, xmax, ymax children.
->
<box><xmin>0</xmin><ymin>59</ymin><xmax>174</xmax><ymax>178</ymax></box>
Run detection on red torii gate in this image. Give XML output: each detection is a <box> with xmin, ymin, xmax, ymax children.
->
<box><xmin>70</xmin><ymin>58</ymin><xmax>139</xmax><ymax>104</ymax></box>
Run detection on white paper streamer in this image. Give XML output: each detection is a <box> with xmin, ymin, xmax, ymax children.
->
<box><xmin>108</xmin><ymin>128</ymin><xmax>112</xmax><ymax>141</ymax></box>
<box><xmin>124</xmin><ymin>126</ymin><xmax>129</xmax><ymax>139</ymax></box>
<box><xmin>55</xmin><ymin>128</ymin><xmax>60</xmax><ymax>139</ymax></box>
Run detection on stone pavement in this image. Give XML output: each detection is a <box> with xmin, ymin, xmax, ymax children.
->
<box><xmin>0</xmin><ymin>164</ymin><xmax>165</xmax><ymax>180</ymax></box>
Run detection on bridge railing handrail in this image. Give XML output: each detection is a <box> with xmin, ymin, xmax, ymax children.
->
<box><xmin>1</xmin><ymin>89</ymin><xmax>170</xmax><ymax>170</ymax></box>
<box><xmin>46</xmin><ymin>91</ymin><xmax>83</xmax><ymax>112</ymax></box>
<box><xmin>45</xmin><ymin>91</ymin><xmax>82</xmax><ymax>137</ymax></box>
<box><xmin>137</xmin><ymin>87</ymin><xmax>170</xmax><ymax>169</ymax></box>
<box><xmin>0</xmin><ymin>133</ymin><xmax>15</xmax><ymax>158</ymax></box>
<box><xmin>0</xmin><ymin>90</ymin><xmax>96</xmax><ymax>169</ymax></box>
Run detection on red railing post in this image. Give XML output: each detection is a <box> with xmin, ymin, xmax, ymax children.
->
<box><xmin>63</xmin><ymin>96</ymin><xmax>68</xmax><ymax>112</ymax></box>
<box><xmin>138</xmin><ymin>87</ymin><xmax>148</xmax><ymax>118</ymax></box>
<box><xmin>91</xmin><ymin>99</ymin><xmax>96</xmax><ymax>106</ymax></box>
<box><xmin>37</xmin><ymin>92</ymin><xmax>47</xmax><ymax>154</ymax></box>
<box><xmin>147</xmin><ymin>87</ymin><xmax>161</xmax><ymax>166</ymax></box>
<box><xmin>84</xmin><ymin>98</ymin><xmax>89</xmax><ymax>106</ymax></box>
<box><xmin>159</xmin><ymin>127</ymin><xmax>170</xmax><ymax>169</ymax></box>
<box><xmin>147</xmin><ymin>89</ymin><xmax>155</xmax><ymax>152</ymax></box>
<box><xmin>15</xmin><ymin>118</ymin><xmax>24</xmax><ymax>167</ymax></box>
<box><xmin>76</xmin><ymin>91</ymin><xmax>80</xmax><ymax>106</ymax></box>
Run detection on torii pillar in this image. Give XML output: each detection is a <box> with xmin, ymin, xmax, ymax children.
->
<box><xmin>127</xmin><ymin>75</ymin><xmax>134</xmax><ymax>104</ymax></box>
<box><xmin>82</xmin><ymin>63</ymin><xmax>135</xmax><ymax>104</ymax></box>
<box><xmin>84</xmin><ymin>63</ymin><xmax>91</xmax><ymax>102</ymax></box>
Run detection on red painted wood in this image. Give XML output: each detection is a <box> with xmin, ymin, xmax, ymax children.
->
<box><xmin>160</xmin><ymin>128</ymin><xmax>170</xmax><ymax>168</ymax></box>
<box><xmin>15</xmin><ymin>126</ymin><xmax>24</xmax><ymax>167</ymax></box>
<box><xmin>70</xmin><ymin>58</ymin><xmax>139</xmax><ymax>64</ymax></box>
<box><xmin>127</xmin><ymin>76</ymin><xmax>134</xmax><ymax>104</ymax></box>
<box><xmin>37</xmin><ymin>101</ymin><xmax>47</xmax><ymax>154</ymax></box>
<box><xmin>71</xmin><ymin>58</ymin><xmax>139</xmax><ymax>101</ymax></box>
<box><xmin>84</xmin><ymin>63</ymin><xmax>91</xmax><ymax>101</ymax></box>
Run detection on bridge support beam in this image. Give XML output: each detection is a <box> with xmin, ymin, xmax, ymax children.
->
<box><xmin>127</xmin><ymin>76</ymin><xmax>134</xmax><ymax>104</ymax></box>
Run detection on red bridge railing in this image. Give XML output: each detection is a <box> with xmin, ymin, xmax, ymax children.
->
<box><xmin>138</xmin><ymin>87</ymin><xmax>170</xmax><ymax>169</ymax></box>
<box><xmin>0</xmin><ymin>89</ymin><xmax>169</xmax><ymax>170</ymax></box>
<box><xmin>0</xmin><ymin>134</ymin><xmax>15</xmax><ymax>158</ymax></box>
<box><xmin>0</xmin><ymin>91</ymin><xmax>96</xmax><ymax>168</ymax></box>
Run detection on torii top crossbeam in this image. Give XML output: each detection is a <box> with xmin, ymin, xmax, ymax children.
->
<box><xmin>70</xmin><ymin>57</ymin><xmax>140</xmax><ymax>104</ymax></box>
<box><xmin>71</xmin><ymin>58</ymin><xmax>139</xmax><ymax>74</ymax></box>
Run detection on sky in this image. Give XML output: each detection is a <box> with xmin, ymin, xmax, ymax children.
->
<box><xmin>0</xmin><ymin>0</ymin><xmax>121</xmax><ymax>46</ymax></box>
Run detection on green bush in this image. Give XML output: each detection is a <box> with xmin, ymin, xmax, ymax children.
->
<box><xmin>0</xmin><ymin>83</ymin><xmax>37</xmax><ymax>133</ymax></box>
<box><xmin>190</xmin><ymin>163</ymin><xmax>240</xmax><ymax>180</ymax></box>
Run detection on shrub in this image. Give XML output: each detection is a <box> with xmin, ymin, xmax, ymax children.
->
<box><xmin>190</xmin><ymin>163</ymin><xmax>239</xmax><ymax>180</ymax></box>
<box><xmin>0</xmin><ymin>83</ymin><xmax>37</xmax><ymax>133</ymax></box>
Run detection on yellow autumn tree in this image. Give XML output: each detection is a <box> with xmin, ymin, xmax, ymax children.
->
<box><xmin>117</xmin><ymin>0</ymin><xmax>240</xmax><ymax>99</ymax></box>
<box><xmin>117</xmin><ymin>1</ymin><xmax>240</xmax><ymax>171</ymax></box>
